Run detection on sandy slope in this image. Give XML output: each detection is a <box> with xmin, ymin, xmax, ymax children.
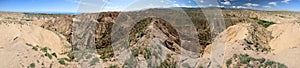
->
<box><xmin>0</xmin><ymin>23</ymin><xmax>74</xmax><ymax>68</ymax></box>
<box><xmin>213</xmin><ymin>22</ymin><xmax>300</xmax><ymax>67</ymax></box>
<box><xmin>266</xmin><ymin>22</ymin><xmax>300</xmax><ymax>68</ymax></box>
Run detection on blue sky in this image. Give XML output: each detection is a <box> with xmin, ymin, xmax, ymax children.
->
<box><xmin>0</xmin><ymin>0</ymin><xmax>299</xmax><ymax>13</ymax></box>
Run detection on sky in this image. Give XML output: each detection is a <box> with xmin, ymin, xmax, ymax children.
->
<box><xmin>0</xmin><ymin>0</ymin><xmax>299</xmax><ymax>13</ymax></box>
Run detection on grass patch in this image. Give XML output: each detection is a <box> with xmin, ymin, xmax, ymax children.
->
<box><xmin>251</xmin><ymin>18</ymin><xmax>276</xmax><ymax>28</ymax></box>
<box><xmin>258</xmin><ymin>20</ymin><xmax>276</xmax><ymax>28</ymax></box>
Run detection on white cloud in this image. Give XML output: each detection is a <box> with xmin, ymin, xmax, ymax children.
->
<box><xmin>263</xmin><ymin>6</ymin><xmax>272</xmax><ymax>8</ymax></box>
<box><xmin>244</xmin><ymin>3</ymin><xmax>259</xmax><ymax>7</ymax></box>
<box><xmin>221</xmin><ymin>1</ymin><xmax>231</xmax><ymax>5</ymax></box>
<box><xmin>173</xmin><ymin>4</ymin><xmax>180</xmax><ymax>7</ymax></box>
<box><xmin>231</xmin><ymin>6</ymin><xmax>236</xmax><ymax>8</ymax></box>
<box><xmin>216</xmin><ymin>5</ymin><xmax>225</xmax><ymax>8</ymax></box>
<box><xmin>200</xmin><ymin>0</ymin><xmax>204</xmax><ymax>3</ymax></box>
<box><xmin>281</xmin><ymin>0</ymin><xmax>291</xmax><ymax>3</ymax></box>
<box><xmin>268</xmin><ymin>2</ymin><xmax>277</xmax><ymax>6</ymax></box>
<box><xmin>147</xmin><ymin>4</ymin><xmax>156</xmax><ymax>8</ymax></box>
<box><xmin>231</xmin><ymin>6</ymin><xmax>247</xmax><ymax>9</ymax></box>
<box><xmin>236</xmin><ymin>6</ymin><xmax>247</xmax><ymax>8</ymax></box>
<box><xmin>102</xmin><ymin>0</ymin><xmax>108</xmax><ymax>3</ymax></box>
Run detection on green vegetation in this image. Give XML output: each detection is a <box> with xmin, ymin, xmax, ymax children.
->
<box><xmin>25</xmin><ymin>43</ymin><xmax>40</xmax><ymax>51</ymax></box>
<box><xmin>29</xmin><ymin>63</ymin><xmax>35</xmax><ymax>68</ymax></box>
<box><xmin>123</xmin><ymin>56</ymin><xmax>138</xmax><ymax>68</ymax></box>
<box><xmin>67</xmin><ymin>52</ymin><xmax>75</xmax><ymax>60</ymax></box>
<box><xmin>226</xmin><ymin>58</ymin><xmax>232</xmax><ymax>67</ymax></box>
<box><xmin>226</xmin><ymin>54</ymin><xmax>287</xmax><ymax>68</ymax></box>
<box><xmin>41</xmin><ymin>47</ymin><xmax>48</xmax><ymax>53</ymax></box>
<box><xmin>239</xmin><ymin>54</ymin><xmax>254</xmax><ymax>64</ymax></box>
<box><xmin>244</xmin><ymin>26</ymin><xmax>272</xmax><ymax>53</ymax></box>
<box><xmin>251</xmin><ymin>18</ymin><xmax>276</xmax><ymax>28</ymax></box>
<box><xmin>89</xmin><ymin>57</ymin><xmax>100</xmax><ymax>65</ymax></box>
<box><xmin>132</xmin><ymin>49</ymin><xmax>139</xmax><ymax>57</ymax></box>
<box><xmin>143</xmin><ymin>48</ymin><xmax>151</xmax><ymax>59</ymax></box>
<box><xmin>279</xmin><ymin>15</ymin><xmax>286</xmax><ymax>18</ymax></box>
<box><xmin>25</xmin><ymin>43</ymin><xmax>59</xmax><ymax>60</ymax></box>
<box><xmin>97</xmin><ymin>47</ymin><xmax>113</xmax><ymax>62</ymax></box>
<box><xmin>58</xmin><ymin>59</ymin><xmax>66</xmax><ymax>65</ymax></box>
<box><xmin>198</xmin><ymin>66</ymin><xmax>204</xmax><ymax>68</ymax></box>
<box><xmin>45</xmin><ymin>52</ymin><xmax>53</xmax><ymax>59</ymax></box>
<box><xmin>158</xmin><ymin>53</ymin><xmax>177</xmax><ymax>68</ymax></box>
<box><xmin>26</xmin><ymin>43</ymin><xmax>33</xmax><ymax>46</ymax></box>
<box><xmin>258</xmin><ymin>20</ymin><xmax>276</xmax><ymax>28</ymax></box>
<box><xmin>159</xmin><ymin>59</ymin><xmax>177</xmax><ymax>68</ymax></box>
<box><xmin>182</xmin><ymin>63</ymin><xmax>191</xmax><ymax>68</ymax></box>
<box><xmin>108</xmin><ymin>65</ymin><xmax>117</xmax><ymax>68</ymax></box>
<box><xmin>129</xmin><ymin>17</ymin><xmax>152</xmax><ymax>44</ymax></box>
<box><xmin>51</xmin><ymin>53</ymin><xmax>57</xmax><ymax>58</ymax></box>
<box><xmin>32</xmin><ymin>46</ymin><xmax>38</xmax><ymax>51</ymax></box>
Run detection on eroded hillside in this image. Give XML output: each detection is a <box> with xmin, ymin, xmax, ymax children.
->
<box><xmin>1</xmin><ymin>9</ymin><xmax>300</xmax><ymax>68</ymax></box>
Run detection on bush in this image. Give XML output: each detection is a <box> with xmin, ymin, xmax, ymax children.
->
<box><xmin>256</xmin><ymin>58</ymin><xmax>265</xmax><ymax>63</ymax></box>
<box><xmin>89</xmin><ymin>57</ymin><xmax>100</xmax><ymax>65</ymax></box>
<box><xmin>109</xmin><ymin>65</ymin><xmax>117</xmax><ymax>68</ymax></box>
<box><xmin>32</xmin><ymin>46</ymin><xmax>38</xmax><ymax>51</ymax></box>
<box><xmin>143</xmin><ymin>48</ymin><xmax>151</xmax><ymax>59</ymax></box>
<box><xmin>51</xmin><ymin>53</ymin><xmax>57</xmax><ymax>58</ymax></box>
<box><xmin>226</xmin><ymin>59</ymin><xmax>232</xmax><ymax>67</ymax></box>
<box><xmin>58</xmin><ymin>59</ymin><xmax>66</xmax><ymax>65</ymax></box>
<box><xmin>41</xmin><ymin>47</ymin><xmax>48</xmax><ymax>53</ymax></box>
<box><xmin>29</xmin><ymin>63</ymin><xmax>35</xmax><ymax>68</ymax></box>
<box><xmin>67</xmin><ymin>52</ymin><xmax>75</xmax><ymax>60</ymax></box>
<box><xmin>132</xmin><ymin>49</ymin><xmax>139</xmax><ymax>57</ymax></box>
<box><xmin>26</xmin><ymin>43</ymin><xmax>33</xmax><ymax>46</ymax></box>
<box><xmin>45</xmin><ymin>52</ymin><xmax>53</xmax><ymax>59</ymax></box>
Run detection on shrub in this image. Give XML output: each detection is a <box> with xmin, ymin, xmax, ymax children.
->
<box><xmin>67</xmin><ymin>52</ymin><xmax>75</xmax><ymax>60</ymax></box>
<box><xmin>132</xmin><ymin>49</ymin><xmax>139</xmax><ymax>57</ymax></box>
<box><xmin>45</xmin><ymin>52</ymin><xmax>53</xmax><ymax>59</ymax></box>
<box><xmin>29</xmin><ymin>63</ymin><xmax>35</xmax><ymax>68</ymax></box>
<box><xmin>226</xmin><ymin>59</ymin><xmax>232</xmax><ymax>67</ymax></box>
<box><xmin>89</xmin><ymin>57</ymin><xmax>100</xmax><ymax>65</ymax></box>
<box><xmin>41</xmin><ymin>47</ymin><xmax>48</xmax><ymax>53</ymax></box>
<box><xmin>109</xmin><ymin>65</ymin><xmax>117</xmax><ymax>68</ymax></box>
<box><xmin>51</xmin><ymin>53</ymin><xmax>57</xmax><ymax>58</ymax></box>
<box><xmin>58</xmin><ymin>59</ymin><xmax>66</xmax><ymax>65</ymax></box>
<box><xmin>256</xmin><ymin>58</ymin><xmax>265</xmax><ymax>63</ymax></box>
<box><xmin>32</xmin><ymin>46</ymin><xmax>38</xmax><ymax>51</ymax></box>
<box><xmin>26</xmin><ymin>43</ymin><xmax>33</xmax><ymax>46</ymax></box>
<box><xmin>143</xmin><ymin>48</ymin><xmax>151</xmax><ymax>59</ymax></box>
